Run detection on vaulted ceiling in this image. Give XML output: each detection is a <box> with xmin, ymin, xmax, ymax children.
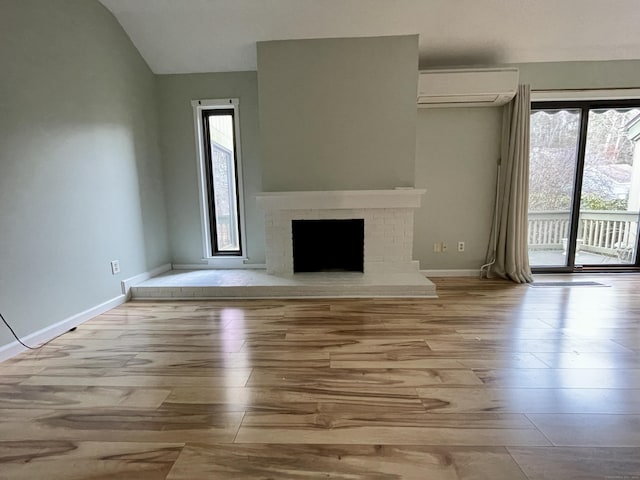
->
<box><xmin>99</xmin><ymin>0</ymin><xmax>640</xmax><ymax>74</ymax></box>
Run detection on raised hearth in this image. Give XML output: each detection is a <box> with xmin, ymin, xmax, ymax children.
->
<box><xmin>130</xmin><ymin>269</ymin><xmax>436</xmax><ymax>299</ymax></box>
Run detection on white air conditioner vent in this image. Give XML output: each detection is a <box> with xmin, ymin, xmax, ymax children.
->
<box><xmin>418</xmin><ymin>68</ymin><xmax>519</xmax><ymax>108</ymax></box>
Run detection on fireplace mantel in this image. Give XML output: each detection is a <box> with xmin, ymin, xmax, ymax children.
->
<box><xmin>256</xmin><ymin>189</ymin><xmax>426</xmax><ymax>211</ymax></box>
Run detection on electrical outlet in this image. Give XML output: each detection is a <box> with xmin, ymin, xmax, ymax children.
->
<box><xmin>441</xmin><ymin>242</ymin><xmax>448</xmax><ymax>253</ymax></box>
<box><xmin>458</xmin><ymin>241</ymin><xmax>465</xmax><ymax>252</ymax></box>
<box><xmin>433</xmin><ymin>243</ymin><xmax>441</xmax><ymax>253</ymax></box>
<box><xmin>110</xmin><ymin>260</ymin><xmax>120</xmax><ymax>275</ymax></box>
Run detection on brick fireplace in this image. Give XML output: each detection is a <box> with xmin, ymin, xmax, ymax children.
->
<box><xmin>256</xmin><ymin>189</ymin><xmax>426</xmax><ymax>276</ymax></box>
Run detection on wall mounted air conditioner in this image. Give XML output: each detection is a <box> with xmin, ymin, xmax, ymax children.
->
<box><xmin>417</xmin><ymin>67</ymin><xmax>519</xmax><ymax>108</ymax></box>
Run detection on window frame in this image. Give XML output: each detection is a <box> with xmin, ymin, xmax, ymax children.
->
<box><xmin>530</xmin><ymin>98</ymin><xmax>640</xmax><ymax>273</ymax></box>
<box><xmin>192</xmin><ymin>98</ymin><xmax>247</xmax><ymax>263</ymax></box>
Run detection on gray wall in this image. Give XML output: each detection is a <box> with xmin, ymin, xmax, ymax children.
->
<box><xmin>516</xmin><ymin>60</ymin><xmax>640</xmax><ymax>90</ymax></box>
<box><xmin>414</xmin><ymin>107</ymin><xmax>503</xmax><ymax>270</ymax></box>
<box><xmin>0</xmin><ymin>0</ymin><xmax>169</xmax><ymax>347</ymax></box>
<box><xmin>258</xmin><ymin>35</ymin><xmax>418</xmax><ymax>191</ymax></box>
<box><xmin>155</xmin><ymin>58</ymin><xmax>640</xmax><ymax>271</ymax></box>
<box><xmin>157</xmin><ymin>72</ymin><xmax>264</xmax><ymax>265</ymax></box>
<box><xmin>414</xmin><ymin>59</ymin><xmax>640</xmax><ymax>271</ymax></box>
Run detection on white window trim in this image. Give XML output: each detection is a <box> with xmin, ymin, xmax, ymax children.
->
<box><xmin>192</xmin><ymin>98</ymin><xmax>248</xmax><ymax>265</ymax></box>
<box><xmin>532</xmin><ymin>88</ymin><xmax>640</xmax><ymax>102</ymax></box>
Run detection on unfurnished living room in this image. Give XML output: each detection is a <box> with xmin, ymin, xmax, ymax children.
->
<box><xmin>1</xmin><ymin>0</ymin><xmax>640</xmax><ymax>478</ymax></box>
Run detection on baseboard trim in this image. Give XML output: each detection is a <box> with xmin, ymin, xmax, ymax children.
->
<box><xmin>121</xmin><ymin>263</ymin><xmax>172</xmax><ymax>296</ymax></box>
<box><xmin>422</xmin><ymin>269</ymin><xmax>481</xmax><ymax>277</ymax></box>
<box><xmin>172</xmin><ymin>263</ymin><xmax>267</xmax><ymax>270</ymax></box>
<box><xmin>0</xmin><ymin>294</ymin><xmax>127</xmax><ymax>362</ymax></box>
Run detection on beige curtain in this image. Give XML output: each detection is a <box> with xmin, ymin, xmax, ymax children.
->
<box><xmin>486</xmin><ymin>84</ymin><xmax>533</xmax><ymax>283</ymax></box>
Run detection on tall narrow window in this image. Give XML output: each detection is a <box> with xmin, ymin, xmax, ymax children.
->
<box><xmin>193</xmin><ymin>99</ymin><xmax>245</xmax><ymax>259</ymax></box>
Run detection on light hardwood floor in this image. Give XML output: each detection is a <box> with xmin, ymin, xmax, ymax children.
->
<box><xmin>1</xmin><ymin>276</ymin><xmax>640</xmax><ymax>479</ymax></box>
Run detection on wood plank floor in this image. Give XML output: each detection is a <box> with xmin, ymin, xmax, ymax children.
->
<box><xmin>1</xmin><ymin>275</ymin><xmax>640</xmax><ymax>479</ymax></box>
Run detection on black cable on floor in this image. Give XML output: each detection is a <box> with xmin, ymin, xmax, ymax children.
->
<box><xmin>1</xmin><ymin>311</ymin><xmax>76</xmax><ymax>350</ymax></box>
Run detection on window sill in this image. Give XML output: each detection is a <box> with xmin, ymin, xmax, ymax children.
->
<box><xmin>203</xmin><ymin>256</ymin><xmax>248</xmax><ymax>267</ymax></box>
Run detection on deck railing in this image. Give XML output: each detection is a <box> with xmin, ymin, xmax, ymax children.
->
<box><xmin>528</xmin><ymin>210</ymin><xmax>639</xmax><ymax>257</ymax></box>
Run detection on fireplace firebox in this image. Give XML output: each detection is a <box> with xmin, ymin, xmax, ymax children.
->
<box><xmin>292</xmin><ymin>219</ymin><xmax>364</xmax><ymax>273</ymax></box>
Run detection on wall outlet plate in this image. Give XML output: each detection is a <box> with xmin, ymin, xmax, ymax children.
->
<box><xmin>458</xmin><ymin>241</ymin><xmax>465</xmax><ymax>252</ymax></box>
<box><xmin>110</xmin><ymin>260</ymin><xmax>120</xmax><ymax>275</ymax></box>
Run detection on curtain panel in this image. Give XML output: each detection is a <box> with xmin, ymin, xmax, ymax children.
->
<box><xmin>486</xmin><ymin>84</ymin><xmax>534</xmax><ymax>283</ymax></box>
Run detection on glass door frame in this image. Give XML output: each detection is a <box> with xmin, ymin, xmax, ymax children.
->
<box><xmin>531</xmin><ymin>99</ymin><xmax>640</xmax><ymax>274</ymax></box>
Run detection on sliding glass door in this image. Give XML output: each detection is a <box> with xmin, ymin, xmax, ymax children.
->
<box><xmin>528</xmin><ymin>100</ymin><xmax>640</xmax><ymax>271</ymax></box>
<box><xmin>528</xmin><ymin>108</ymin><xmax>581</xmax><ymax>268</ymax></box>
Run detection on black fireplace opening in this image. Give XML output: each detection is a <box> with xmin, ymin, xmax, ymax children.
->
<box><xmin>292</xmin><ymin>219</ymin><xmax>364</xmax><ymax>273</ymax></box>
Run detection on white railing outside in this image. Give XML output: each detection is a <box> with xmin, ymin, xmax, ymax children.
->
<box><xmin>528</xmin><ymin>210</ymin><xmax>639</xmax><ymax>257</ymax></box>
<box><xmin>528</xmin><ymin>211</ymin><xmax>571</xmax><ymax>250</ymax></box>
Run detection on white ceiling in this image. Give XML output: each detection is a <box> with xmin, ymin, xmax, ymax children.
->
<box><xmin>98</xmin><ymin>0</ymin><xmax>640</xmax><ymax>74</ymax></box>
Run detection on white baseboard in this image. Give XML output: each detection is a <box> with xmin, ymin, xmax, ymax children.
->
<box><xmin>422</xmin><ymin>269</ymin><xmax>481</xmax><ymax>277</ymax></box>
<box><xmin>0</xmin><ymin>294</ymin><xmax>127</xmax><ymax>362</ymax></box>
<box><xmin>172</xmin><ymin>263</ymin><xmax>267</xmax><ymax>270</ymax></box>
<box><xmin>121</xmin><ymin>263</ymin><xmax>172</xmax><ymax>296</ymax></box>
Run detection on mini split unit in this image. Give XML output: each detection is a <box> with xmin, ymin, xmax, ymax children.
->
<box><xmin>417</xmin><ymin>67</ymin><xmax>519</xmax><ymax>108</ymax></box>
